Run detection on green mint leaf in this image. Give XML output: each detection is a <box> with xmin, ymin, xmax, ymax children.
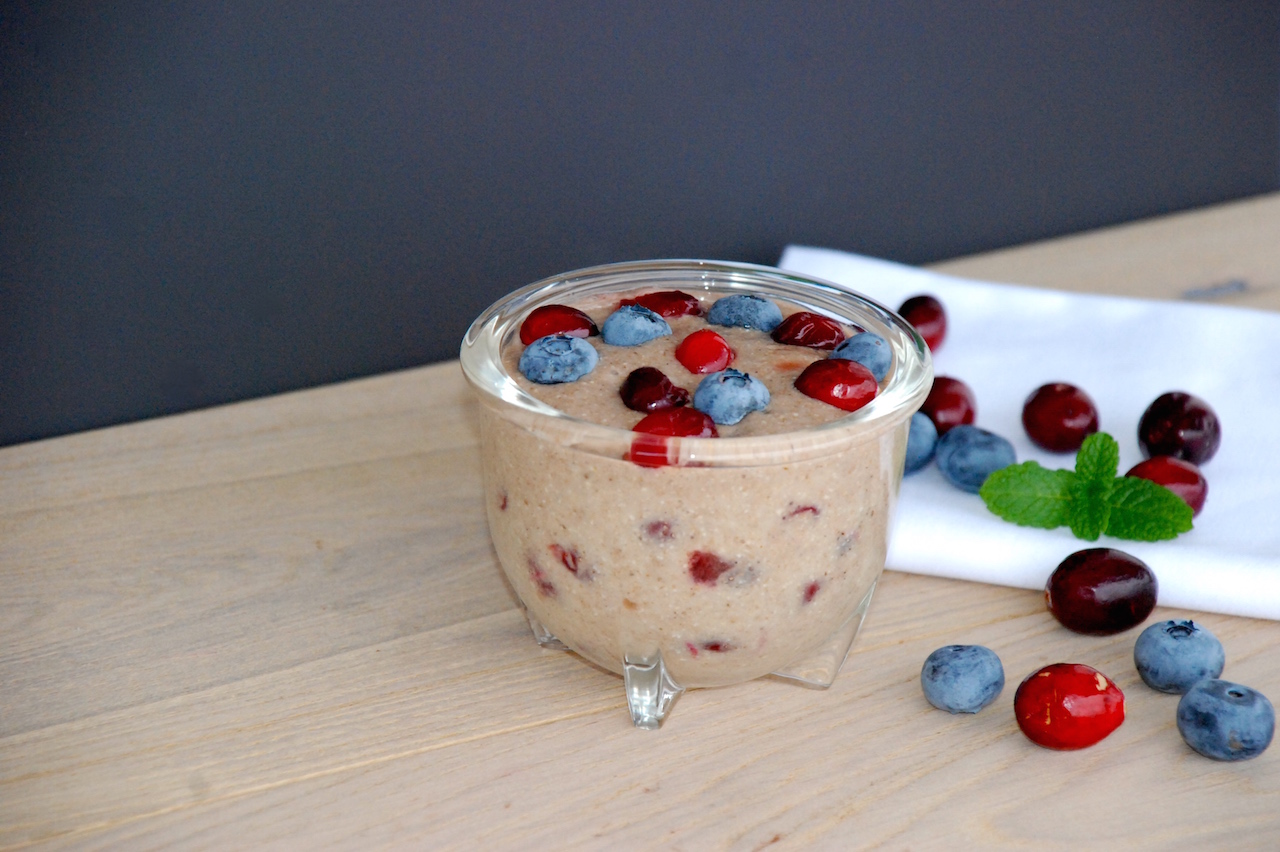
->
<box><xmin>979</xmin><ymin>462</ymin><xmax>1077</xmax><ymax>529</ymax></box>
<box><xmin>1105</xmin><ymin>476</ymin><xmax>1195</xmax><ymax>541</ymax></box>
<box><xmin>1075</xmin><ymin>432</ymin><xmax>1120</xmax><ymax>483</ymax></box>
<box><xmin>1065</xmin><ymin>432</ymin><xmax>1118</xmax><ymax>541</ymax></box>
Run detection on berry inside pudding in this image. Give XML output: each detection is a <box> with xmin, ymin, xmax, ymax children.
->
<box><xmin>460</xmin><ymin>261</ymin><xmax>932</xmax><ymax>725</ymax></box>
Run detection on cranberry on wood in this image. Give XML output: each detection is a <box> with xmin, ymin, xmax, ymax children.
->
<box><xmin>1045</xmin><ymin>548</ymin><xmax>1157</xmax><ymax>635</ymax></box>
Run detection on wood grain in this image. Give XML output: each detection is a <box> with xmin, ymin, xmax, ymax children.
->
<box><xmin>3</xmin><ymin>193</ymin><xmax>1280</xmax><ymax>849</ymax></box>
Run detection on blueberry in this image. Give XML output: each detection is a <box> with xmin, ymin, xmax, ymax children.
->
<box><xmin>934</xmin><ymin>424</ymin><xmax>1016</xmax><ymax>493</ymax></box>
<box><xmin>921</xmin><ymin>644</ymin><xmax>1005</xmax><ymax>714</ymax></box>
<box><xmin>601</xmin><ymin>305</ymin><xmax>672</xmax><ymax>346</ymax></box>
<box><xmin>693</xmin><ymin>369</ymin><xmax>771</xmax><ymax>425</ymax></box>
<box><xmin>518</xmin><ymin>334</ymin><xmax>598</xmax><ymax>384</ymax></box>
<box><xmin>706</xmin><ymin>294</ymin><xmax>783</xmax><ymax>332</ymax></box>
<box><xmin>904</xmin><ymin>411</ymin><xmax>938</xmax><ymax>474</ymax></box>
<box><xmin>831</xmin><ymin>332</ymin><xmax>891</xmax><ymax>382</ymax></box>
<box><xmin>1133</xmin><ymin>620</ymin><xmax>1226</xmax><ymax>694</ymax></box>
<box><xmin>1177</xmin><ymin>679</ymin><xmax>1275</xmax><ymax>761</ymax></box>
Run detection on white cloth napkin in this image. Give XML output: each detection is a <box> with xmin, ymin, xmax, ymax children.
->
<box><xmin>778</xmin><ymin>245</ymin><xmax>1280</xmax><ymax>621</ymax></box>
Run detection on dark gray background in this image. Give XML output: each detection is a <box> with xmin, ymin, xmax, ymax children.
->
<box><xmin>3</xmin><ymin>2</ymin><xmax>1278</xmax><ymax>447</ymax></box>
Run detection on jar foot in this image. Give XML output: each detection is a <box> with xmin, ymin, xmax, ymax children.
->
<box><xmin>522</xmin><ymin>607</ymin><xmax>568</xmax><ymax>651</ymax></box>
<box><xmin>623</xmin><ymin>650</ymin><xmax>685</xmax><ymax>730</ymax></box>
<box><xmin>771</xmin><ymin>579</ymin><xmax>878</xmax><ymax>688</ymax></box>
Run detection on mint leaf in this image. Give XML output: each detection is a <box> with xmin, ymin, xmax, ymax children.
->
<box><xmin>980</xmin><ymin>462</ymin><xmax>1076</xmax><ymax>529</ymax></box>
<box><xmin>1065</xmin><ymin>432</ymin><xmax>1118</xmax><ymax>541</ymax></box>
<box><xmin>1105</xmin><ymin>476</ymin><xmax>1195</xmax><ymax>541</ymax></box>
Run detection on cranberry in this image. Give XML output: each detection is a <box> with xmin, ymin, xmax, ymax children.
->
<box><xmin>1021</xmin><ymin>382</ymin><xmax>1099</xmax><ymax>452</ymax></box>
<box><xmin>1045</xmin><ymin>548</ymin><xmax>1157</xmax><ymax>635</ymax></box>
<box><xmin>898</xmin><ymin>295</ymin><xmax>946</xmax><ymax>351</ymax></box>
<box><xmin>688</xmin><ymin>550</ymin><xmax>735</xmax><ymax>585</ymax></box>
<box><xmin>629</xmin><ymin>407</ymin><xmax>718</xmax><ymax>468</ymax></box>
<box><xmin>1014</xmin><ymin>663</ymin><xmax>1125</xmax><ymax>750</ymax></box>
<box><xmin>1138</xmin><ymin>391</ymin><xmax>1222</xmax><ymax>464</ymax></box>
<box><xmin>519</xmin><ymin>304</ymin><xmax>599</xmax><ymax>345</ymax></box>
<box><xmin>919</xmin><ymin>376</ymin><xmax>976</xmax><ymax>435</ymax></box>
<box><xmin>619</xmin><ymin>367</ymin><xmax>690</xmax><ymax>412</ymax></box>
<box><xmin>674</xmin><ymin>329</ymin><xmax>734</xmax><ymax>374</ymax></box>
<box><xmin>794</xmin><ymin>358</ymin><xmax>878</xmax><ymax>412</ymax></box>
<box><xmin>1126</xmin><ymin>456</ymin><xmax>1208</xmax><ymax>516</ymax></box>
<box><xmin>620</xmin><ymin>290</ymin><xmax>704</xmax><ymax>318</ymax></box>
<box><xmin>770</xmin><ymin>311</ymin><xmax>846</xmax><ymax>349</ymax></box>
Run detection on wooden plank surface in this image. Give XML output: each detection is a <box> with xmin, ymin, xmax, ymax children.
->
<box><xmin>3</xmin><ymin>193</ymin><xmax>1279</xmax><ymax>849</ymax></box>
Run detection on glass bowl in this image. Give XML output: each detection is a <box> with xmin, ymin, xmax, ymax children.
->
<box><xmin>460</xmin><ymin>260</ymin><xmax>932</xmax><ymax>727</ymax></box>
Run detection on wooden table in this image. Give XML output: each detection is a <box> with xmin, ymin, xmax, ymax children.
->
<box><xmin>4</xmin><ymin>193</ymin><xmax>1279</xmax><ymax>849</ymax></box>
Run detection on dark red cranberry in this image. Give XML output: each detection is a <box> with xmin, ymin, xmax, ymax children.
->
<box><xmin>1126</xmin><ymin>456</ymin><xmax>1208</xmax><ymax>516</ymax></box>
<box><xmin>688</xmin><ymin>550</ymin><xmax>735</xmax><ymax>585</ymax></box>
<box><xmin>899</xmin><ymin>295</ymin><xmax>946</xmax><ymax>351</ymax></box>
<box><xmin>619</xmin><ymin>367</ymin><xmax>690</xmax><ymax>412</ymax></box>
<box><xmin>770</xmin><ymin>311</ymin><xmax>846</xmax><ymax>349</ymax></box>
<box><xmin>794</xmin><ymin>358</ymin><xmax>878</xmax><ymax>412</ymax></box>
<box><xmin>629</xmin><ymin>407</ymin><xmax>718</xmax><ymax>468</ymax></box>
<box><xmin>519</xmin><ymin>304</ymin><xmax>599</xmax><ymax>345</ymax></box>
<box><xmin>1021</xmin><ymin>382</ymin><xmax>1100</xmax><ymax>452</ymax></box>
<box><xmin>1138</xmin><ymin>391</ymin><xmax>1221</xmax><ymax>464</ymax></box>
<box><xmin>620</xmin><ymin>290</ymin><xmax>704</xmax><ymax>318</ymax></box>
<box><xmin>1045</xmin><ymin>548</ymin><xmax>1157</xmax><ymax>635</ymax></box>
<box><xmin>920</xmin><ymin>376</ymin><xmax>976</xmax><ymax>435</ymax></box>
<box><xmin>1014</xmin><ymin>663</ymin><xmax>1125</xmax><ymax>750</ymax></box>
<box><xmin>674</xmin><ymin>329</ymin><xmax>734</xmax><ymax>374</ymax></box>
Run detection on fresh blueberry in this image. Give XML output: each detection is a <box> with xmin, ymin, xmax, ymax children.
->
<box><xmin>1177</xmin><ymin>679</ymin><xmax>1275</xmax><ymax>761</ymax></box>
<box><xmin>518</xmin><ymin>334</ymin><xmax>599</xmax><ymax>384</ymax></box>
<box><xmin>601</xmin><ymin>304</ymin><xmax>672</xmax><ymax>346</ymax></box>
<box><xmin>904</xmin><ymin>411</ymin><xmax>938</xmax><ymax>474</ymax></box>
<box><xmin>1134</xmin><ymin>620</ymin><xmax>1226</xmax><ymax>694</ymax></box>
<box><xmin>920</xmin><ymin>644</ymin><xmax>1005</xmax><ymax>714</ymax></box>
<box><xmin>693</xmin><ymin>369</ymin><xmax>771</xmax><ymax>425</ymax></box>
<box><xmin>831</xmin><ymin>332</ymin><xmax>891</xmax><ymax>382</ymax></box>
<box><xmin>706</xmin><ymin>294</ymin><xmax>783</xmax><ymax>332</ymax></box>
<box><xmin>934</xmin><ymin>424</ymin><xmax>1016</xmax><ymax>493</ymax></box>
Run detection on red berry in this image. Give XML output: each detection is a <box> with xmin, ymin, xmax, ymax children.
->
<box><xmin>620</xmin><ymin>290</ymin><xmax>704</xmax><ymax>318</ymax></box>
<box><xmin>794</xmin><ymin>358</ymin><xmax>878</xmax><ymax>412</ymax></box>
<box><xmin>770</xmin><ymin>311</ymin><xmax>846</xmax><ymax>349</ymax></box>
<box><xmin>675</xmin><ymin>329</ymin><xmax>735</xmax><ymax>374</ymax></box>
<box><xmin>519</xmin><ymin>304</ymin><xmax>599</xmax><ymax>345</ymax></box>
<box><xmin>899</xmin><ymin>295</ymin><xmax>946</xmax><ymax>351</ymax></box>
<box><xmin>1021</xmin><ymin>382</ymin><xmax>1100</xmax><ymax>452</ymax></box>
<box><xmin>1014</xmin><ymin>663</ymin><xmax>1125</xmax><ymax>750</ymax></box>
<box><xmin>619</xmin><ymin>367</ymin><xmax>690</xmax><ymax>412</ymax></box>
<box><xmin>1138</xmin><ymin>391</ymin><xmax>1222</xmax><ymax>464</ymax></box>
<box><xmin>1126</xmin><ymin>456</ymin><xmax>1208</xmax><ymax>516</ymax></box>
<box><xmin>920</xmin><ymin>376</ymin><xmax>976</xmax><ymax>435</ymax></box>
<box><xmin>1045</xmin><ymin>548</ymin><xmax>1157</xmax><ymax>635</ymax></box>
<box><xmin>629</xmin><ymin>408</ymin><xmax>718</xmax><ymax>468</ymax></box>
<box><xmin>688</xmin><ymin>550</ymin><xmax>735</xmax><ymax>585</ymax></box>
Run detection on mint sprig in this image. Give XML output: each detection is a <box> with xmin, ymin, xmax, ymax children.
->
<box><xmin>979</xmin><ymin>433</ymin><xmax>1193</xmax><ymax>542</ymax></box>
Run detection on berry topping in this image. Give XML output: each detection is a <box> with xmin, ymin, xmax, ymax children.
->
<box><xmin>920</xmin><ymin>645</ymin><xmax>1005</xmax><ymax>714</ymax></box>
<box><xmin>688</xmin><ymin>550</ymin><xmax>735</xmax><ymax>586</ymax></box>
<box><xmin>629</xmin><ymin>407</ymin><xmax>718</xmax><ymax>468</ymax></box>
<box><xmin>769</xmin><ymin>311</ymin><xmax>846</xmax><ymax>349</ymax></box>
<box><xmin>793</xmin><ymin>358</ymin><xmax>878</xmax><ymax>412</ymax></box>
<box><xmin>1177</xmin><ymin>679</ymin><xmax>1275</xmax><ymax>761</ymax></box>
<box><xmin>1014</xmin><ymin>663</ymin><xmax>1125</xmax><ymax>750</ymax></box>
<box><xmin>706</xmin><ymin>294</ymin><xmax>783</xmax><ymax>331</ymax></box>
<box><xmin>1045</xmin><ymin>547</ymin><xmax>1157</xmax><ymax>635</ymax></box>
<box><xmin>898</xmin><ymin>294</ymin><xmax>947</xmax><ymax>351</ymax></box>
<box><xmin>920</xmin><ymin>376</ymin><xmax>976</xmax><ymax>435</ymax></box>
<box><xmin>601</xmin><ymin>304</ymin><xmax>673</xmax><ymax>346</ymax></box>
<box><xmin>1134</xmin><ymin>620</ymin><xmax>1226</xmax><ymax>694</ymax></box>
<box><xmin>675</xmin><ymin>329</ymin><xmax>735</xmax><ymax>374</ymax></box>
<box><xmin>904</xmin><ymin>411</ymin><xmax>938</xmax><ymax>474</ymax></box>
<box><xmin>1021</xmin><ymin>382</ymin><xmax>1100</xmax><ymax>452</ymax></box>
<box><xmin>831</xmin><ymin>332</ymin><xmax>891</xmax><ymax>382</ymax></box>
<box><xmin>619</xmin><ymin>367</ymin><xmax>690</xmax><ymax>412</ymax></box>
<box><xmin>1138</xmin><ymin>391</ymin><xmax>1222</xmax><ymax>464</ymax></box>
<box><xmin>518</xmin><ymin>335</ymin><xmax>599</xmax><ymax>384</ymax></box>
<box><xmin>620</xmin><ymin>290</ymin><xmax>704</xmax><ymax>318</ymax></box>
<box><xmin>1125</xmin><ymin>456</ymin><xmax>1208</xmax><ymax>516</ymax></box>
<box><xmin>934</xmin><ymin>425</ymin><xmax>1015</xmax><ymax>493</ymax></box>
<box><xmin>519</xmin><ymin>304</ymin><xmax>599</xmax><ymax>345</ymax></box>
<box><xmin>693</xmin><ymin>368</ymin><xmax>771</xmax><ymax>425</ymax></box>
